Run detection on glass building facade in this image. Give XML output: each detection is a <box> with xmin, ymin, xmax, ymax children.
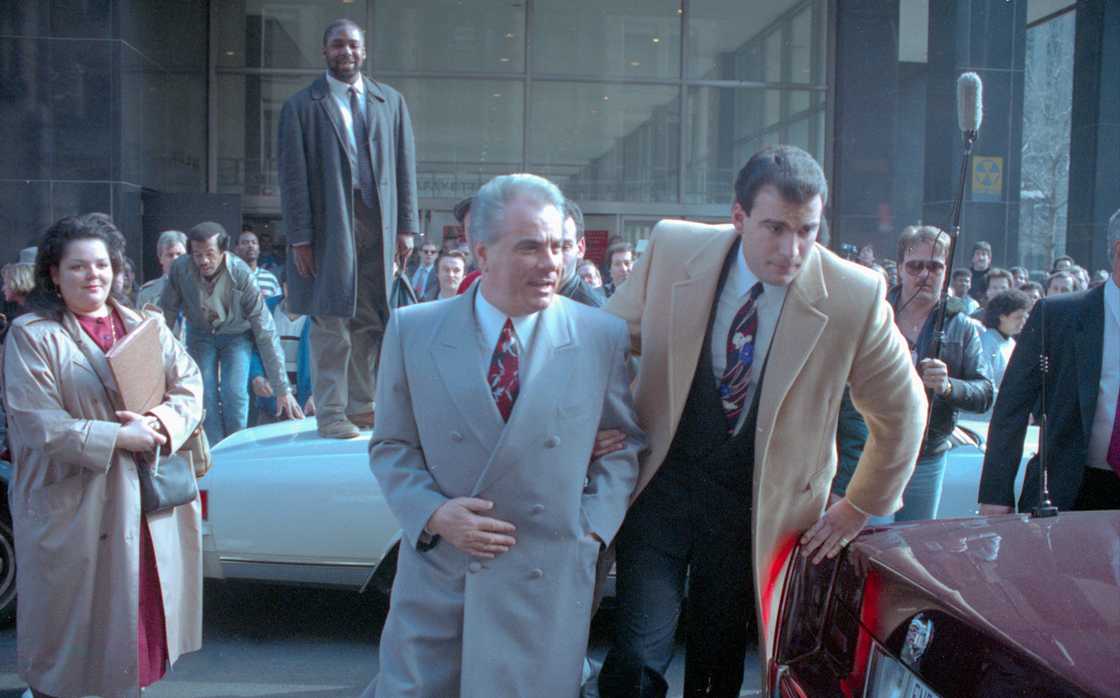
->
<box><xmin>212</xmin><ymin>0</ymin><xmax>830</xmax><ymax>243</ymax></box>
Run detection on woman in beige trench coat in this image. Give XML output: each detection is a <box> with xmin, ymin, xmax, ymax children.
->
<box><xmin>3</xmin><ymin>214</ymin><xmax>204</xmax><ymax>698</ymax></box>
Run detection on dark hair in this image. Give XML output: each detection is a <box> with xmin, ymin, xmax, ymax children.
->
<box><xmin>896</xmin><ymin>225</ymin><xmax>948</xmax><ymax>265</ymax></box>
<box><xmin>564</xmin><ymin>200</ymin><xmax>585</xmax><ymax>240</ymax></box>
<box><xmin>951</xmin><ymin>268</ymin><xmax>971</xmax><ymax>281</ymax></box>
<box><xmin>437</xmin><ymin>249</ymin><xmax>468</xmax><ymax>267</ymax></box>
<box><xmin>985</xmin><ymin>267</ymin><xmax>1013</xmax><ymax>287</ymax></box>
<box><xmin>1019</xmin><ymin>280</ymin><xmax>1044</xmax><ymax>296</ymax></box>
<box><xmin>607</xmin><ymin>242</ymin><xmax>633</xmax><ymax>265</ymax></box>
<box><xmin>237</xmin><ymin>228</ymin><xmax>259</xmax><ymax>245</ymax></box>
<box><xmin>453</xmin><ymin>196</ymin><xmax>474</xmax><ymax>224</ymax></box>
<box><xmin>983</xmin><ymin>289</ymin><xmax>1031</xmax><ymax>329</ymax></box>
<box><xmin>188</xmin><ymin>221</ymin><xmax>229</xmax><ymax>251</ymax></box>
<box><xmin>241</xmin><ymin>223</ymin><xmax>254</xmax><ymax>233</ymax></box>
<box><xmin>1009</xmin><ymin>265</ymin><xmax>1027</xmax><ymax>277</ymax></box>
<box><xmin>1051</xmin><ymin>255</ymin><xmax>1074</xmax><ymax>272</ymax></box>
<box><xmin>323</xmin><ymin>18</ymin><xmax>363</xmax><ymax>47</ymax></box>
<box><xmin>733</xmin><ymin>145</ymin><xmax>828</xmax><ymax>215</ymax></box>
<box><xmin>972</xmin><ymin>241</ymin><xmax>992</xmax><ymax>254</ymax></box>
<box><xmin>27</xmin><ymin>213</ymin><xmax>127</xmax><ymax>321</ymax></box>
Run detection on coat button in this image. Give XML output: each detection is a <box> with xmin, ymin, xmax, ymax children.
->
<box><xmin>450</xmin><ymin>431</ymin><xmax>464</xmax><ymax>442</ymax></box>
<box><xmin>530</xmin><ymin>504</ymin><xmax>545</xmax><ymax>515</ymax></box>
<box><xmin>544</xmin><ymin>436</ymin><xmax>560</xmax><ymax>448</ymax></box>
<box><xmin>528</xmin><ymin>568</ymin><xmax>544</xmax><ymax>580</ymax></box>
<box><xmin>468</xmin><ymin>561</ymin><xmax>481</xmax><ymax>573</ymax></box>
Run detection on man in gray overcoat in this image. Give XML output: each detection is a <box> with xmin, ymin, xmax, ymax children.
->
<box><xmin>277</xmin><ymin>18</ymin><xmax>418</xmax><ymax>439</ymax></box>
<box><xmin>363</xmin><ymin>174</ymin><xmax>645</xmax><ymax>697</ymax></box>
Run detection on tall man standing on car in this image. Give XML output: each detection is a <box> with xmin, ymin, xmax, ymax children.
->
<box><xmin>278</xmin><ymin>18</ymin><xmax>418</xmax><ymax>439</ymax></box>
<box><xmin>598</xmin><ymin>145</ymin><xmax>926</xmax><ymax>696</ymax></box>
<box><xmin>979</xmin><ymin>208</ymin><xmax>1120</xmax><ymax>513</ymax></box>
<box><xmin>364</xmin><ymin>174</ymin><xmax>644</xmax><ymax>697</ymax></box>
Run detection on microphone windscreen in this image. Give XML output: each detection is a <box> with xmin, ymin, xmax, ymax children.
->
<box><xmin>957</xmin><ymin>72</ymin><xmax>983</xmax><ymax>133</ymax></box>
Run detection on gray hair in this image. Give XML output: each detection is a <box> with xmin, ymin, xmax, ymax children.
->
<box><xmin>156</xmin><ymin>229</ymin><xmax>187</xmax><ymax>255</ymax></box>
<box><xmin>1109</xmin><ymin>208</ymin><xmax>1120</xmax><ymax>261</ymax></box>
<box><xmin>471</xmin><ymin>174</ymin><xmax>566</xmax><ymax>246</ymax></box>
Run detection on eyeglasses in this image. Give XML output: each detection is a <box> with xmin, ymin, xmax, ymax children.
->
<box><xmin>904</xmin><ymin>259</ymin><xmax>946</xmax><ymax>275</ymax></box>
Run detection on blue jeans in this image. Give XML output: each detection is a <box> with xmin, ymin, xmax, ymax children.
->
<box><xmin>186</xmin><ymin>326</ymin><xmax>252</xmax><ymax>444</ymax></box>
<box><xmin>870</xmin><ymin>451</ymin><xmax>949</xmax><ymax>524</ymax></box>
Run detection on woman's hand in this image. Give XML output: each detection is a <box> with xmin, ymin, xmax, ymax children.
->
<box><xmin>115</xmin><ymin>410</ymin><xmax>168</xmax><ymax>452</ymax></box>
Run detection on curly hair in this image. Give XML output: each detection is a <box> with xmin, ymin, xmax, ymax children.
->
<box><xmin>982</xmin><ymin>289</ymin><xmax>1031</xmax><ymax>330</ymax></box>
<box><xmin>26</xmin><ymin>213</ymin><xmax>127</xmax><ymax>321</ymax></box>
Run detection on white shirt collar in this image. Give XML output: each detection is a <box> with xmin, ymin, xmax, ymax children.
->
<box><xmin>474</xmin><ymin>284</ymin><xmax>541</xmax><ymax>355</ymax></box>
<box><xmin>1105</xmin><ymin>276</ymin><xmax>1120</xmax><ymax>327</ymax></box>
<box><xmin>727</xmin><ymin>239</ymin><xmax>784</xmax><ymax>299</ymax></box>
<box><xmin>325</xmin><ymin>71</ymin><xmax>364</xmax><ymax>100</ymax></box>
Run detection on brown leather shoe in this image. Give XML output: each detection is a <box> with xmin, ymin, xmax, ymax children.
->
<box><xmin>317</xmin><ymin>418</ymin><xmax>361</xmax><ymax>439</ymax></box>
<box><xmin>347</xmin><ymin>411</ymin><xmax>375</xmax><ymax>429</ymax></box>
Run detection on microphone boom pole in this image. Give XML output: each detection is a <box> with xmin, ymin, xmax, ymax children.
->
<box><xmin>921</xmin><ymin>73</ymin><xmax>981</xmax><ymax>447</ymax></box>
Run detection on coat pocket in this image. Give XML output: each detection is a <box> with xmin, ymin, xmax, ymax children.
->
<box><xmin>29</xmin><ymin>472</ymin><xmax>86</xmax><ymax>518</ymax></box>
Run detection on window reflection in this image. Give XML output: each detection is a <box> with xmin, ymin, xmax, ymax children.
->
<box><xmin>215</xmin><ymin>0</ymin><xmax>367</xmax><ymax>69</ymax></box>
<box><xmin>530</xmin><ymin>83</ymin><xmax>680</xmax><ymax>202</ymax></box>
<box><xmin>373</xmin><ymin>1</ymin><xmax>525</xmax><ymax>73</ymax></box>
<box><xmin>533</xmin><ymin>0</ymin><xmax>682</xmax><ymax>79</ymax></box>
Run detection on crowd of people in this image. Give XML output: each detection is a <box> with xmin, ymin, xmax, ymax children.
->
<box><xmin>1</xmin><ymin>15</ymin><xmax>1117</xmax><ymax>698</ymax></box>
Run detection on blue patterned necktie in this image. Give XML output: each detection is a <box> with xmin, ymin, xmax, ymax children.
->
<box><xmin>718</xmin><ymin>282</ymin><xmax>764</xmax><ymax>434</ymax></box>
<box><xmin>488</xmin><ymin>319</ymin><xmax>520</xmax><ymax>422</ymax></box>
<box><xmin>348</xmin><ymin>86</ymin><xmax>376</xmax><ymax>208</ymax></box>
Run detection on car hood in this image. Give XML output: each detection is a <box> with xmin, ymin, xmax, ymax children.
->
<box><xmin>854</xmin><ymin>512</ymin><xmax>1120</xmax><ymax>696</ymax></box>
<box><xmin>211</xmin><ymin>418</ymin><xmax>369</xmax><ymax>461</ymax></box>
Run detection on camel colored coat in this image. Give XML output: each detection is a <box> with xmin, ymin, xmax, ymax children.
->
<box><xmin>3</xmin><ymin>302</ymin><xmax>204</xmax><ymax>698</ymax></box>
<box><xmin>605</xmin><ymin>221</ymin><xmax>926</xmax><ymax>684</ymax></box>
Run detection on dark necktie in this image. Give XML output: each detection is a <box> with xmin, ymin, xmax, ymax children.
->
<box><xmin>488</xmin><ymin>318</ymin><xmax>520</xmax><ymax>422</ymax></box>
<box><xmin>348</xmin><ymin>86</ymin><xmax>376</xmax><ymax>208</ymax></box>
<box><xmin>1107</xmin><ymin>388</ymin><xmax>1120</xmax><ymax>475</ymax></box>
<box><xmin>718</xmin><ymin>282</ymin><xmax>764</xmax><ymax>434</ymax></box>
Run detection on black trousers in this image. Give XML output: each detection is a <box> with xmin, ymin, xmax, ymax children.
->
<box><xmin>599</xmin><ymin>474</ymin><xmax>755</xmax><ymax>698</ymax></box>
<box><xmin>1073</xmin><ymin>467</ymin><xmax>1120</xmax><ymax>510</ymax></box>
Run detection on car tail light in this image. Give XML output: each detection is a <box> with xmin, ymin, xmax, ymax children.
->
<box><xmin>199</xmin><ymin>489</ymin><xmax>208</xmax><ymax>520</ymax></box>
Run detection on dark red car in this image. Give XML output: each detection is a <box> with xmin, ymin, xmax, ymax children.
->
<box><xmin>770</xmin><ymin>511</ymin><xmax>1120</xmax><ymax>697</ymax></box>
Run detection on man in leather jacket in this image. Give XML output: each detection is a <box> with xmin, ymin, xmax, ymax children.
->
<box><xmin>833</xmin><ymin>225</ymin><xmax>992</xmax><ymax>520</ymax></box>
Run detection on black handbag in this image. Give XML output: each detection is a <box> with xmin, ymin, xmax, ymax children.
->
<box><xmin>138</xmin><ymin>448</ymin><xmax>199</xmax><ymax>514</ymax></box>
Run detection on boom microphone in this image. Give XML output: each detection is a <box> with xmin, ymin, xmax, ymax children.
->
<box><xmin>956</xmin><ymin>72</ymin><xmax>983</xmax><ymax>135</ymax></box>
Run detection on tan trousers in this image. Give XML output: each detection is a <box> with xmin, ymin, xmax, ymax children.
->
<box><xmin>310</xmin><ymin>197</ymin><xmax>388</xmax><ymax>423</ymax></box>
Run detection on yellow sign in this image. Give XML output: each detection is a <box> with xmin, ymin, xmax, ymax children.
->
<box><xmin>972</xmin><ymin>156</ymin><xmax>1003</xmax><ymax>201</ymax></box>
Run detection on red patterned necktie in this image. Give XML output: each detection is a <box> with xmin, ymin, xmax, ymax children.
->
<box><xmin>488</xmin><ymin>318</ymin><xmax>520</xmax><ymax>422</ymax></box>
<box><xmin>1107</xmin><ymin>388</ymin><xmax>1120</xmax><ymax>476</ymax></box>
<box><xmin>718</xmin><ymin>283</ymin><xmax>764</xmax><ymax>434</ymax></box>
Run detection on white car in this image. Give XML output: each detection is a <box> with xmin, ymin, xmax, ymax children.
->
<box><xmin>198</xmin><ymin>418</ymin><xmax>1037</xmax><ymax>593</ymax></box>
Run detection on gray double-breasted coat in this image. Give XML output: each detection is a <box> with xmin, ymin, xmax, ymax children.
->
<box><xmin>365</xmin><ymin>289</ymin><xmax>646</xmax><ymax>697</ymax></box>
<box><xmin>277</xmin><ymin>74</ymin><xmax>418</xmax><ymax>318</ymax></box>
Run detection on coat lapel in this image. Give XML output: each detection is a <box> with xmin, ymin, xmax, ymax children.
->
<box><xmin>471</xmin><ymin>298</ymin><xmax>576</xmax><ymax>496</ymax></box>
<box><xmin>754</xmin><ymin>246</ymin><xmax>829</xmax><ymax>444</ymax></box>
<box><xmin>430</xmin><ymin>289</ymin><xmax>505</xmax><ymax>450</ymax></box>
<box><xmin>310</xmin><ymin>76</ymin><xmax>349</xmax><ymax>158</ymax></box>
<box><xmin>1073</xmin><ymin>285</ymin><xmax>1105</xmax><ymax>439</ymax></box>
<box><xmin>669</xmin><ymin>231</ymin><xmax>739</xmax><ymax>420</ymax></box>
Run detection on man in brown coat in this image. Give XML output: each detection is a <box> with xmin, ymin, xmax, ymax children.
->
<box><xmin>278</xmin><ymin>18</ymin><xmax>418</xmax><ymax>439</ymax></box>
<box><xmin>599</xmin><ymin>146</ymin><xmax>926</xmax><ymax>696</ymax></box>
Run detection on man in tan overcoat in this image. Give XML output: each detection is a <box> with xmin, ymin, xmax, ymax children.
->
<box><xmin>4</xmin><ymin>302</ymin><xmax>204</xmax><ymax>698</ymax></box>
<box><xmin>598</xmin><ymin>146</ymin><xmax>926</xmax><ymax>697</ymax></box>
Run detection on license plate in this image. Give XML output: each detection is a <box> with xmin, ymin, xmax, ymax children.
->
<box><xmin>864</xmin><ymin>644</ymin><xmax>942</xmax><ymax>698</ymax></box>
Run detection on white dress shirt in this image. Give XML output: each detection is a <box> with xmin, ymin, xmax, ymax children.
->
<box><xmin>710</xmin><ymin>243</ymin><xmax>788</xmax><ymax>434</ymax></box>
<box><xmin>1087</xmin><ymin>277</ymin><xmax>1120</xmax><ymax>470</ymax></box>
<box><xmin>475</xmin><ymin>287</ymin><xmax>541</xmax><ymax>379</ymax></box>
<box><xmin>325</xmin><ymin>71</ymin><xmax>366</xmax><ymax>179</ymax></box>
